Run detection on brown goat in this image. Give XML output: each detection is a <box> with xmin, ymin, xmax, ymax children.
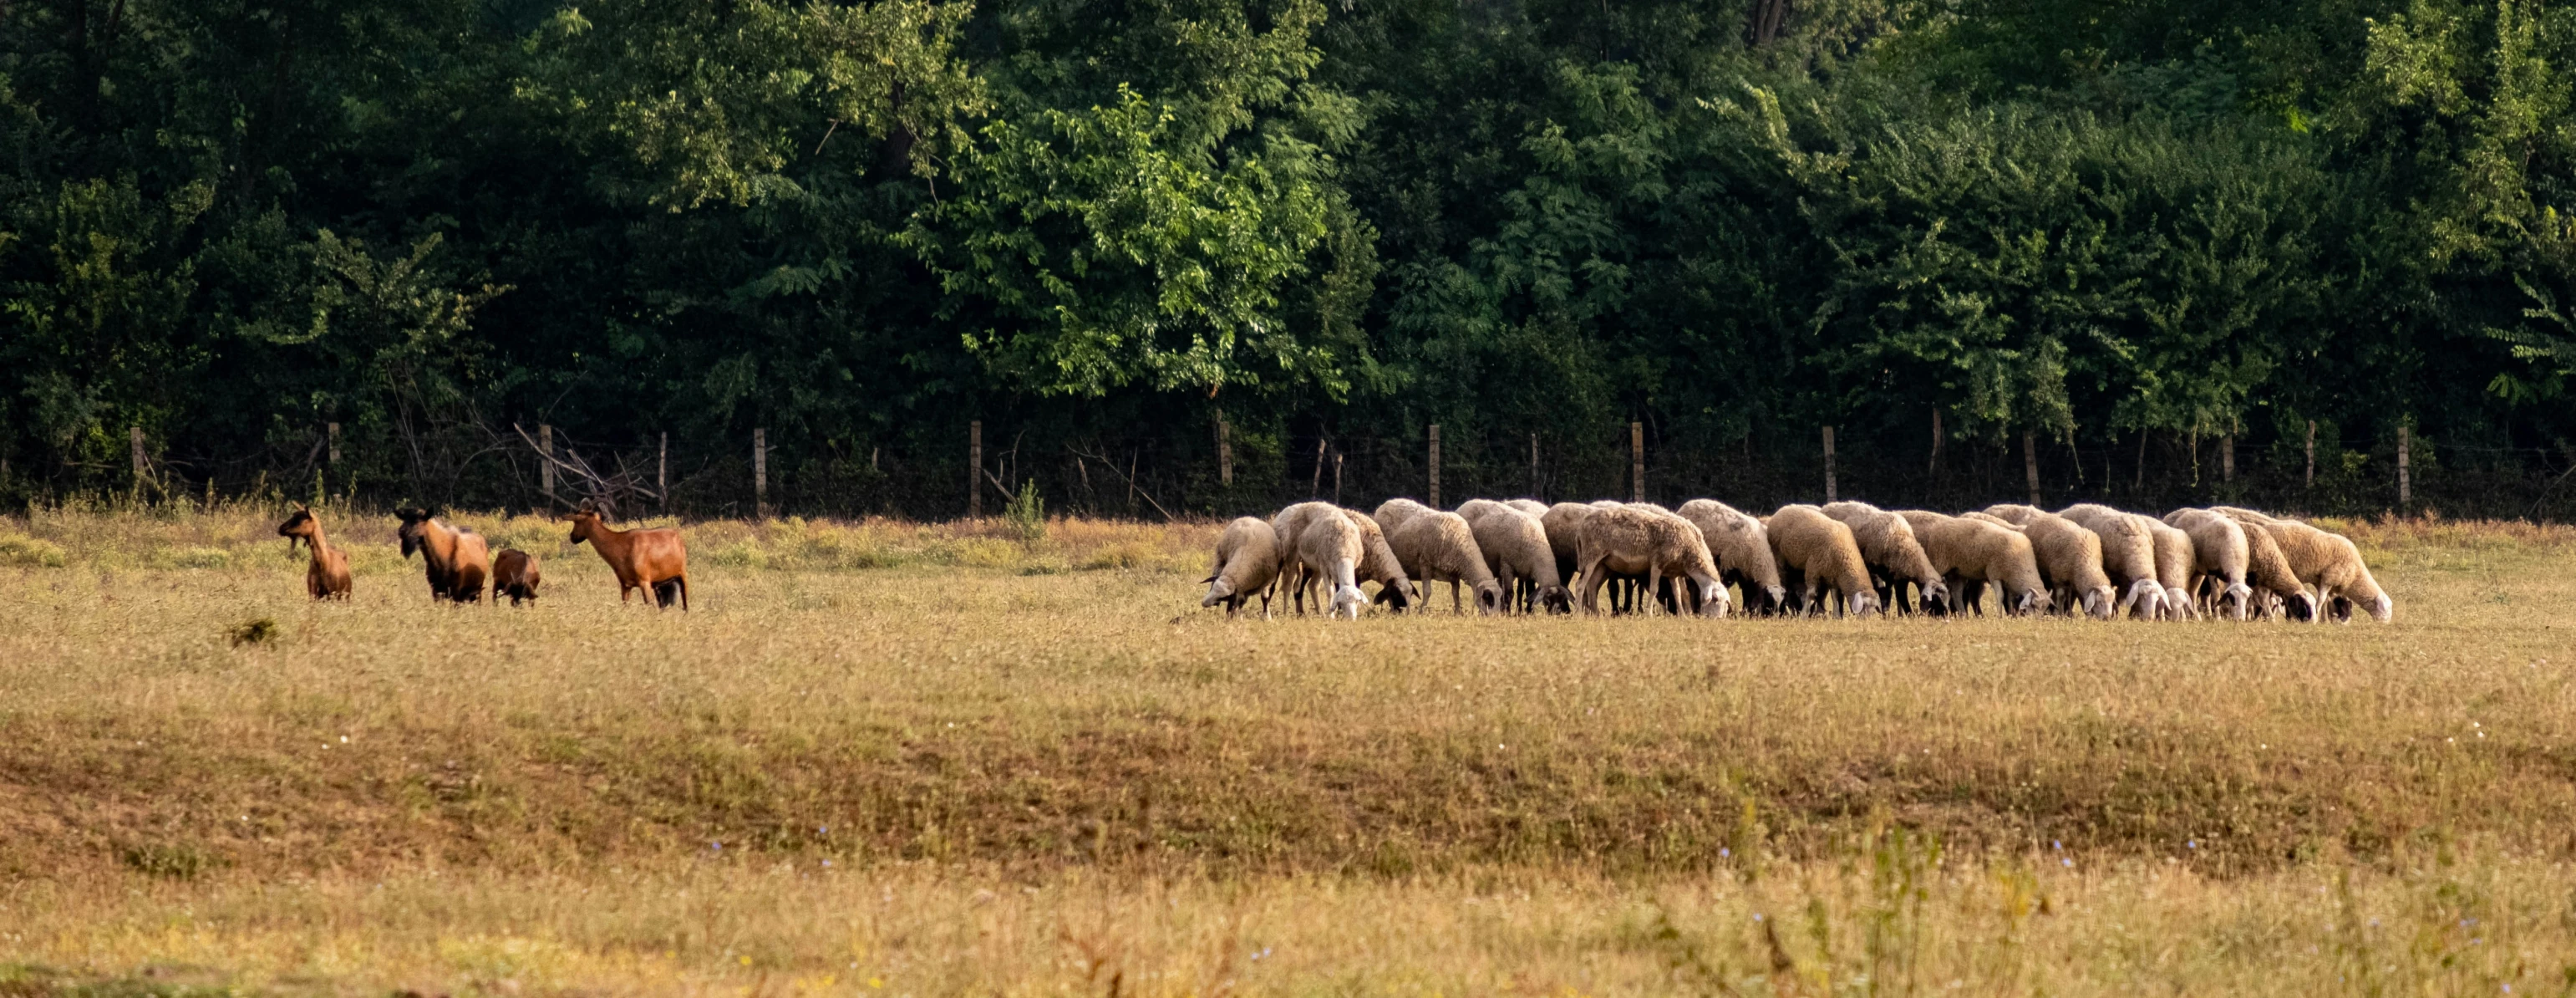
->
<box><xmin>396</xmin><ymin>507</ymin><xmax>489</xmax><ymax>603</ymax></box>
<box><xmin>276</xmin><ymin>503</ymin><xmax>353</xmax><ymax>600</ymax></box>
<box><xmin>491</xmin><ymin>548</ymin><xmax>541</xmax><ymax>606</ymax></box>
<box><xmin>567</xmin><ymin>502</ymin><xmax>691</xmax><ymax>609</ymax></box>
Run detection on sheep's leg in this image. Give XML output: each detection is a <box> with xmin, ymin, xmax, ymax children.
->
<box><xmin>1646</xmin><ymin>568</ymin><xmax>1665</xmax><ymax>617</ymax></box>
<box><xmin>1577</xmin><ymin>558</ymin><xmax>1608</xmax><ymax>615</ymax></box>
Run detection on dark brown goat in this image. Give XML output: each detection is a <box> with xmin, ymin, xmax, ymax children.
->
<box><xmin>395</xmin><ymin>507</ymin><xmax>490</xmax><ymax>603</ymax></box>
<box><xmin>490</xmin><ymin>548</ymin><xmax>541</xmax><ymax>606</ymax></box>
<box><xmin>567</xmin><ymin>502</ymin><xmax>690</xmax><ymax>609</ymax></box>
<box><xmin>275</xmin><ymin>503</ymin><xmax>353</xmax><ymax>600</ymax></box>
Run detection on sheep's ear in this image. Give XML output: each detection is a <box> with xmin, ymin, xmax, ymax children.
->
<box><xmin>1201</xmin><ymin>573</ymin><xmax>1218</xmax><ymax>583</ymax></box>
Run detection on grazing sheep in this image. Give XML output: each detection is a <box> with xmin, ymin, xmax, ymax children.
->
<box><xmin>2204</xmin><ymin>508</ymin><xmax>2322</xmax><ymax>621</ymax></box>
<box><xmin>1470</xmin><ymin>505</ymin><xmax>1573</xmax><ymax>614</ymax></box>
<box><xmin>2055</xmin><ymin>504</ymin><xmax>2171</xmax><ymax>619</ymax></box>
<box><xmin>1294</xmin><ymin>510</ymin><xmax>1370</xmax><ymax>620</ymax></box>
<box><xmin>1390</xmin><ymin>511</ymin><xmax>1506</xmax><ymax>614</ymax></box>
<box><xmin>2146</xmin><ymin>520</ymin><xmax>2197</xmax><ymax>620</ymax></box>
<box><xmin>1573</xmin><ymin>505</ymin><xmax>1730</xmax><ymax>617</ymax></box>
<box><xmin>1677</xmin><ymin>499</ymin><xmax>1789</xmax><ymax>614</ymax></box>
<box><xmin>1202</xmin><ymin>516</ymin><xmax>1280</xmax><ymax>618</ymax></box>
<box><xmin>275</xmin><ymin>503</ymin><xmax>353</xmax><ymax>601</ymax></box>
<box><xmin>1984</xmin><ymin>506</ymin><xmax>2116</xmax><ymax>619</ymax></box>
<box><xmin>1373</xmin><ymin>497</ymin><xmax>1436</xmax><ymax>537</ymax></box>
<box><xmin>1541</xmin><ymin>502</ymin><xmax>1597</xmax><ymax>596</ymax></box>
<box><xmin>1343</xmin><ymin>509</ymin><xmax>1419</xmax><ymax>613</ymax></box>
<box><xmin>490</xmin><ymin>548</ymin><xmax>541</xmax><ymax>607</ymax></box>
<box><xmin>2162</xmin><ymin>509</ymin><xmax>2258</xmax><ymax>620</ymax></box>
<box><xmin>1268</xmin><ymin>502</ymin><xmax>1344</xmax><ymax>614</ymax></box>
<box><xmin>2239</xmin><ymin>514</ymin><xmax>2394</xmax><ymax>624</ymax></box>
<box><xmin>1454</xmin><ymin>499</ymin><xmax>1510</xmax><ymax>527</ymax></box>
<box><xmin>1899</xmin><ymin>511</ymin><xmax>2051</xmax><ymax>616</ymax></box>
<box><xmin>1764</xmin><ymin>505</ymin><xmax>1882</xmax><ymax>618</ymax></box>
<box><xmin>1821</xmin><ymin>501</ymin><xmax>1949</xmax><ymax>614</ymax></box>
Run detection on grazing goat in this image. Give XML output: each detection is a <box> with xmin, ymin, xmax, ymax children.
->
<box><xmin>1202</xmin><ymin>516</ymin><xmax>1279</xmax><ymax>618</ymax></box>
<box><xmin>396</xmin><ymin>507</ymin><xmax>490</xmax><ymax>603</ymax></box>
<box><xmin>491</xmin><ymin>548</ymin><xmax>542</xmax><ymax>606</ymax></box>
<box><xmin>567</xmin><ymin>502</ymin><xmax>690</xmax><ymax>609</ymax></box>
<box><xmin>276</xmin><ymin>503</ymin><xmax>353</xmax><ymax>601</ymax></box>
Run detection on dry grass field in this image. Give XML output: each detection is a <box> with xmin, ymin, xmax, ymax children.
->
<box><xmin>4</xmin><ymin>504</ymin><xmax>2576</xmax><ymax>995</ymax></box>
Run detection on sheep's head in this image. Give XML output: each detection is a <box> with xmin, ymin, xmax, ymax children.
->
<box><xmin>1376</xmin><ymin>578</ymin><xmax>1416</xmax><ymax>613</ymax></box>
<box><xmin>1695</xmin><ymin>585</ymin><xmax>1733</xmax><ymax>619</ymax></box>
<box><xmin>1918</xmin><ymin>580</ymin><xmax>1950</xmax><ymax>614</ymax></box>
<box><xmin>2081</xmin><ymin>587</ymin><xmax>2116</xmax><ymax>619</ymax></box>
<box><xmin>1328</xmin><ymin>584</ymin><xmax>1367</xmax><ymax>620</ymax></box>
<box><xmin>2119</xmin><ymin>578</ymin><xmax>2164</xmax><ymax>619</ymax></box>
<box><xmin>1847</xmin><ymin>590</ymin><xmax>1882</xmax><ymax>618</ymax></box>
<box><xmin>1473</xmin><ymin>580</ymin><xmax>1506</xmax><ymax>615</ymax></box>
<box><xmin>2163</xmin><ymin>587</ymin><xmax>2196</xmax><ymax>620</ymax></box>
<box><xmin>2014</xmin><ymin>588</ymin><xmax>2050</xmax><ymax>616</ymax></box>
<box><xmin>2363</xmin><ymin>593</ymin><xmax>2395</xmax><ymax>623</ymax></box>
<box><xmin>1200</xmin><ymin>573</ymin><xmax>1235</xmax><ymax>608</ymax></box>
<box><xmin>2223</xmin><ymin>583</ymin><xmax>2254</xmax><ymax>621</ymax></box>
<box><xmin>1537</xmin><ymin>584</ymin><xmax>1574</xmax><ymax>615</ymax></box>
<box><xmin>2284</xmin><ymin>591</ymin><xmax>2319</xmax><ymax>622</ymax></box>
<box><xmin>1761</xmin><ymin>584</ymin><xmax>1790</xmax><ymax>614</ymax></box>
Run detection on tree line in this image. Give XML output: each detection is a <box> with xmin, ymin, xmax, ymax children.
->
<box><xmin>5</xmin><ymin>0</ymin><xmax>2574</xmax><ymax>519</ymax></box>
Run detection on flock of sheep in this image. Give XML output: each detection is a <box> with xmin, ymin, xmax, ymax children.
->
<box><xmin>1203</xmin><ymin>498</ymin><xmax>2394</xmax><ymax>624</ymax></box>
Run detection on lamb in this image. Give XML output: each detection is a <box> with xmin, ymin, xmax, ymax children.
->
<box><xmin>2055</xmin><ymin>504</ymin><xmax>2172</xmax><ymax>619</ymax></box>
<box><xmin>1469</xmin><ymin>505</ymin><xmax>1573</xmax><ymax>614</ymax></box>
<box><xmin>2202</xmin><ymin>508</ymin><xmax>2322</xmax><ymax>621</ymax></box>
<box><xmin>1898</xmin><ymin>511</ymin><xmax>2051</xmax><ymax>615</ymax></box>
<box><xmin>1389</xmin><ymin>511</ymin><xmax>1506</xmax><ymax>614</ymax></box>
<box><xmin>1343</xmin><ymin>509</ymin><xmax>1419</xmax><ymax>613</ymax></box>
<box><xmin>1983</xmin><ymin>505</ymin><xmax>2116</xmax><ymax>619</ymax></box>
<box><xmin>1677</xmin><ymin>499</ymin><xmax>1788</xmax><ymax>614</ymax></box>
<box><xmin>2239</xmin><ymin>514</ymin><xmax>2394</xmax><ymax>624</ymax></box>
<box><xmin>2146</xmin><ymin>519</ymin><xmax>2197</xmax><ymax>620</ymax></box>
<box><xmin>2159</xmin><ymin>510</ymin><xmax>2256</xmax><ymax>620</ymax></box>
<box><xmin>1294</xmin><ymin>509</ymin><xmax>1370</xmax><ymax>619</ymax></box>
<box><xmin>1821</xmin><ymin>501</ymin><xmax>1949</xmax><ymax>614</ymax></box>
<box><xmin>1573</xmin><ymin>504</ymin><xmax>1730</xmax><ymax>617</ymax></box>
<box><xmin>1763</xmin><ymin>505</ymin><xmax>1882</xmax><ymax>617</ymax></box>
<box><xmin>1202</xmin><ymin>516</ymin><xmax>1280</xmax><ymax>618</ymax></box>
<box><xmin>1373</xmin><ymin>497</ymin><xmax>1435</xmax><ymax>537</ymax></box>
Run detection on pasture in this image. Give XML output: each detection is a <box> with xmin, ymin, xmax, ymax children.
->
<box><xmin>3</xmin><ymin>505</ymin><xmax>2576</xmax><ymax>995</ymax></box>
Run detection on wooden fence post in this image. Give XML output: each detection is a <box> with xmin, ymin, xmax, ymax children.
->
<box><xmin>1333</xmin><ymin>452</ymin><xmax>1344</xmax><ymax>506</ymax></box>
<box><xmin>328</xmin><ymin>422</ymin><xmax>340</xmax><ymax>466</ymax></box>
<box><xmin>539</xmin><ymin>424</ymin><xmax>556</xmax><ymax>499</ymax></box>
<box><xmin>658</xmin><ymin>432</ymin><xmax>668</xmax><ymax>512</ymax></box>
<box><xmin>2305</xmin><ymin>420</ymin><xmax>2317</xmax><ymax>488</ymax></box>
<box><xmin>1428</xmin><ymin>424</ymin><xmax>1441</xmax><ymax>509</ymax></box>
<box><xmin>1822</xmin><ymin>425</ymin><xmax>1837</xmax><ymax>502</ymax></box>
<box><xmin>753</xmin><ymin>427</ymin><xmax>768</xmax><ymax>518</ymax></box>
<box><xmin>2222</xmin><ymin>430</ymin><xmax>2235</xmax><ymax>484</ymax></box>
<box><xmin>1629</xmin><ymin>421</ymin><xmax>1644</xmax><ymax>503</ymax></box>
<box><xmin>2398</xmin><ymin>421</ymin><xmax>2412</xmax><ymax>510</ymax></box>
<box><xmin>1529</xmin><ymin>432</ymin><xmax>1539</xmax><ymax>499</ymax></box>
<box><xmin>1928</xmin><ymin>409</ymin><xmax>1942</xmax><ymax>476</ymax></box>
<box><xmin>130</xmin><ymin>425</ymin><xmax>146</xmax><ymax>486</ymax></box>
<box><xmin>2023</xmin><ymin>429</ymin><xmax>2042</xmax><ymax>506</ymax></box>
<box><xmin>1217</xmin><ymin>413</ymin><xmax>1232</xmax><ymax>486</ymax></box>
<box><xmin>969</xmin><ymin>420</ymin><xmax>983</xmax><ymax>518</ymax></box>
<box><xmin>1310</xmin><ymin>436</ymin><xmax>1326</xmax><ymax>497</ymax></box>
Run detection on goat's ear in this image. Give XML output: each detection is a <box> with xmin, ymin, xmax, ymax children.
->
<box><xmin>291</xmin><ymin>502</ymin><xmax>308</xmax><ymax>512</ymax></box>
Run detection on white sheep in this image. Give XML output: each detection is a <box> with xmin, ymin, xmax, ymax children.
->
<box><xmin>1389</xmin><ymin>510</ymin><xmax>1506</xmax><ymax>614</ymax></box>
<box><xmin>1469</xmin><ymin>505</ymin><xmax>1573</xmax><ymax>614</ymax></box>
<box><xmin>2161</xmin><ymin>509</ymin><xmax>2256</xmax><ymax>620</ymax></box>
<box><xmin>1982</xmin><ymin>505</ymin><xmax>2116</xmax><ymax>619</ymax></box>
<box><xmin>1294</xmin><ymin>509</ymin><xmax>1370</xmax><ymax>619</ymax></box>
<box><xmin>1764</xmin><ymin>505</ymin><xmax>1882</xmax><ymax>618</ymax></box>
<box><xmin>2056</xmin><ymin>504</ymin><xmax>2172</xmax><ymax>619</ymax></box>
<box><xmin>1373</xmin><ymin>497</ymin><xmax>1435</xmax><ymax>537</ymax></box>
<box><xmin>1898</xmin><ymin>510</ymin><xmax>2052</xmax><ymax>615</ymax></box>
<box><xmin>1573</xmin><ymin>504</ymin><xmax>1730</xmax><ymax>617</ymax></box>
<box><xmin>2146</xmin><ymin>518</ymin><xmax>2199</xmax><ymax>620</ymax></box>
<box><xmin>1202</xmin><ymin>516</ymin><xmax>1279</xmax><ymax>618</ymax></box>
<box><xmin>1677</xmin><ymin>498</ymin><xmax>1789</xmax><ymax>614</ymax></box>
<box><xmin>1821</xmin><ymin>500</ymin><xmax>1950</xmax><ymax>615</ymax></box>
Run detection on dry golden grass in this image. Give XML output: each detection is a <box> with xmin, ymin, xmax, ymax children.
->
<box><xmin>3</xmin><ymin>505</ymin><xmax>2574</xmax><ymax>995</ymax></box>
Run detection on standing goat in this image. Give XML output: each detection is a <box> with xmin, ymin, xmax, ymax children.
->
<box><xmin>396</xmin><ymin>507</ymin><xmax>490</xmax><ymax>603</ymax></box>
<box><xmin>567</xmin><ymin>502</ymin><xmax>690</xmax><ymax>609</ymax></box>
<box><xmin>276</xmin><ymin>503</ymin><xmax>353</xmax><ymax>601</ymax></box>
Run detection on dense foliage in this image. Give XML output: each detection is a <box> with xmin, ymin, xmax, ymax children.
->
<box><xmin>5</xmin><ymin>0</ymin><xmax>2574</xmax><ymax>517</ymax></box>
